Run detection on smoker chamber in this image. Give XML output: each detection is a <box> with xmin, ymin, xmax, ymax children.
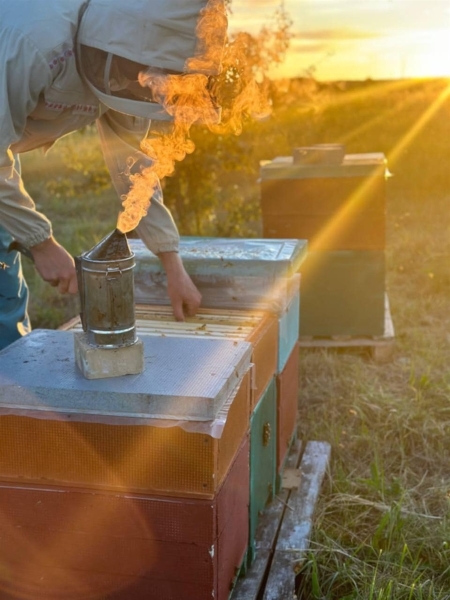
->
<box><xmin>75</xmin><ymin>229</ymin><xmax>137</xmax><ymax>348</ymax></box>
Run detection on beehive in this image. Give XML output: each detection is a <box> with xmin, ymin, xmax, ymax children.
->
<box><xmin>299</xmin><ymin>250</ymin><xmax>385</xmax><ymax>336</ymax></box>
<box><xmin>131</xmin><ymin>236</ymin><xmax>307</xmax><ymax>314</ymax></box>
<box><xmin>0</xmin><ymin>330</ymin><xmax>251</xmax><ymax>498</ymax></box>
<box><xmin>248</xmin><ymin>378</ymin><xmax>277</xmax><ymax>563</ymax></box>
<box><xmin>277</xmin><ymin>277</ymin><xmax>300</xmax><ymax>372</ymax></box>
<box><xmin>276</xmin><ymin>343</ymin><xmax>300</xmax><ymax>474</ymax></box>
<box><xmin>261</xmin><ymin>153</ymin><xmax>387</xmax><ymax>251</ymax></box>
<box><xmin>0</xmin><ymin>437</ymin><xmax>249</xmax><ymax>600</ymax></box>
<box><xmin>261</xmin><ymin>152</ymin><xmax>388</xmax><ymax>337</ymax></box>
<box><xmin>63</xmin><ymin>304</ymin><xmax>279</xmax><ymax>412</ymax></box>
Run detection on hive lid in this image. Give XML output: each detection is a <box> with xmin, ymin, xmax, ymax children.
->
<box><xmin>260</xmin><ymin>152</ymin><xmax>388</xmax><ymax>180</ymax></box>
<box><xmin>0</xmin><ymin>330</ymin><xmax>252</xmax><ymax>423</ymax></box>
<box><xmin>130</xmin><ymin>237</ymin><xmax>308</xmax><ymax>279</ymax></box>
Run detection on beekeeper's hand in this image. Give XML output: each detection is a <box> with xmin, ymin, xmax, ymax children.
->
<box><xmin>158</xmin><ymin>251</ymin><xmax>201</xmax><ymax>320</ymax></box>
<box><xmin>30</xmin><ymin>236</ymin><xmax>78</xmax><ymax>295</ymax></box>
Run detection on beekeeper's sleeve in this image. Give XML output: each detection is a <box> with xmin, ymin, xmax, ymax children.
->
<box><xmin>96</xmin><ymin>110</ymin><xmax>180</xmax><ymax>255</ymax></box>
<box><xmin>0</xmin><ymin>27</ymin><xmax>53</xmax><ymax>247</ymax></box>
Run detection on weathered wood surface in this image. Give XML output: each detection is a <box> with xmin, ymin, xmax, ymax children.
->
<box><xmin>262</xmin><ymin>441</ymin><xmax>331</xmax><ymax>599</ymax></box>
<box><xmin>232</xmin><ymin>441</ymin><xmax>302</xmax><ymax>600</ymax></box>
<box><xmin>232</xmin><ymin>440</ymin><xmax>330</xmax><ymax>600</ymax></box>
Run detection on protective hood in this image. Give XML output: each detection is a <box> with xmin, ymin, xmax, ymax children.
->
<box><xmin>77</xmin><ymin>0</ymin><xmax>227</xmax><ymax>120</ymax></box>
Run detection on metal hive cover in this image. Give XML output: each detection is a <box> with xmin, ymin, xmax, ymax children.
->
<box><xmin>0</xmin><ymin>330</ymin><xmax>252</xmax><ymax>422</ymax></box>
<box><xmin>130</xmin><ymin>237</ymin><xmax>308</xmax><ymax>279</ymax></box>
<box><xmin>260</xmin><ymin>152</ymin><xmax>388</xmax><ymax>180</ymax></box>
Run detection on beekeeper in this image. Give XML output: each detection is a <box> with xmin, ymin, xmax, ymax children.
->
<box><xmin>0</xmin><ymin>0</ymin><xmax>226</xmax><ymax>350</ymax></box>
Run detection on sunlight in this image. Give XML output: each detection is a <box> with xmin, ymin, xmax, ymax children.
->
<box><xmin>308</xmin><ymin>80</ymin><xmax>450</xmax><ymax>253</ymax></box>
<box><xmin>387</xmin><ymin>80</ymin><xmax>450</xmax><ymax>166</ymax></box>
<box><xmin>0</xmin><ymin>415</ymin><xmax>157</xmax><ymax>599</ymax></box>
<box><xmin>408</xmin><ymin>30</ymin><xmax>450</xmax><ymax>78</ymax></box>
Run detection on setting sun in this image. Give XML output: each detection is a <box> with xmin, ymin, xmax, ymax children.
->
<box><xmin>411</xmin><ymin>29</ymin><xmax>450</xmax><ymax>78</ymax></box>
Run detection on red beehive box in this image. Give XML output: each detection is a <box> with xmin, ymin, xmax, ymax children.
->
<box><xmin>0</xmin><ymin>437</ymin><xmax>249</xmax><ymax>600</ymax></box>
<box><xmin>276</xmin><ymin>343</ymin><xmax>300</xmax><ymax>473</ymax></box>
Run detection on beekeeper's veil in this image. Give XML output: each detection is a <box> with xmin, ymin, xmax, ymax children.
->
<box><xmin>77</xmin><ymin>0</ymin><xmax>227</xmax><ymax>120</ymax></box>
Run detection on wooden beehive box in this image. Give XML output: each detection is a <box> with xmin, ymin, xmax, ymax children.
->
<box><xmin>0</xmin><ymin>330</ymin><xmax>251</xmax><ymax>498</ymax></box>
<box><xmin>276</xmin><ymin>343</ymin><xmax>300</xmax><ymax>475</ymax></box>
<box><xmin>63</xmin><ymin>304</ymin><xmax>279</xmax><ymax>412</ymax></box>
<box><xmin>130</xmin><ymin>236</ymin><xmax>307</xmax><ymax>314</ymax></box>
<box><xmin>260</xmin><ymin>153</ymin><xmax>387</xmax><ymax>251</ymax></box>
<box><xmin>299</xmin><ymin>250</ymin><xmax>385</xmax><ymax>337</ymax></box>
<box><xmin>0</xmin><ymin>437</ymin><xmax>249</xmax><ymax>600</ymax></box>
<box><xmin>261</xmin><ymin>152</ymin><xmax>387</xmax><ymax>337</ymax></box>
<box><xmin>277</xmin><ymin>276</ymin><xmax>300</xmax><ymax>372</ymax></box>
<box><xmin>248</xmin><ymin>378</ymin><xmax>277</xmax><ymax>564</ymax></box>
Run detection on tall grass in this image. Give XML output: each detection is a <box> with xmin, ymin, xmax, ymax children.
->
<box><xmin>19</xmin><ymin>77</ymin><xmax>450</xmax><ymax>598</ymax></box>
<box><xmin>294</xmin><ymin>79</ymin><xmax>450</xmax><ymax>599</ymax></box>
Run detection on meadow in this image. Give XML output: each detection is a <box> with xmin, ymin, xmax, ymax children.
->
<box><xmin>20</xmin><ymin>77</ymin><xmax>450</xmax><ymax>598</ymax></box>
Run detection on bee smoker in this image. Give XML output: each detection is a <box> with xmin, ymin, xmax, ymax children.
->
<box><xmin>73</xmin><ymin>229</ymin><xmax>144</xmax><ymax>379</ymax></box>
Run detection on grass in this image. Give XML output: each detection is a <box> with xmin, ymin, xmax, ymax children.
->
<box><xmin>18</xmin><ymin>77</ymin><xmax>450</xmax><ymax>598</ymax></box>
<box><xmin>294</xmin><ymin>80</ymin><xmax>450</xmax><ymax>598</ymax></box>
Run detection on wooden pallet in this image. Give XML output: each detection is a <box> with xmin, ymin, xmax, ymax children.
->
<box><xmin>231</xmin><ymin>440</ymin><xmax>331</xmax><ymax>600</ymax></box>
<box><xmin>298</xmin><ymin>294</ymin><xmax>395</xmax><ymax>363</ymax></box>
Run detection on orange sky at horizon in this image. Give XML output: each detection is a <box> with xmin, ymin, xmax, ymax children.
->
<box><xmin>228</xmin><ymin>0</ymin><xmax>450</xmax><ymax>81</ymax></box>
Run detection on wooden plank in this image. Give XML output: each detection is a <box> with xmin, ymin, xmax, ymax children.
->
<box><xmin>281</xmin><ymin>467</ymin><xmax>302</xmax><ymax>490</ymax></box>
<box><xmin>262</xmin><ymin>441</ymin><xmax>331</xmax><ymax>599</ymax></box>
<box><xmin>262</xmin><ymin>552</ymin><xmax>297</xmax><ymax>600</ymax></box>
<box><xmin>231</xmin><ymin>549</ymin><xmax>271</xmax><ymax>600</ymax></box>
<box><xmin>231</xmin><ymin>441</ymin><xmax>302</xmax><ymax>600</ymax></box>
<box><xmin>276</xmin><ymin>441</ymin><xmax>331</xmax><ymax>559</ymax></box>
<box><xmin>375</xmin><ymin>293</ymin><xmax>394</xmax><ymax>340</ymax></box>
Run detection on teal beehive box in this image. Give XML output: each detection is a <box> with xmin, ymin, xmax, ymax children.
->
<box><xmin>248</xmin><ymin>378</ymin><xmax>277</xmax><ymax>564</ymax></box>
<box><xmin>300</xmin><ymin>250</ymin><xmax>385</xmax><ymax>337</ymax></box>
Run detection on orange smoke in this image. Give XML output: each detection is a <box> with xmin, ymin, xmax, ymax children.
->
<box><xmin>116</xmin><ymin>0</ymin><xmax>275</xmax><ymax>233</ymax></box>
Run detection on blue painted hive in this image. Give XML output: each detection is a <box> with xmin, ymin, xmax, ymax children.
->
<box><xmin>131</xmin><ymin>237</ymin><xmax>308</xmax><ymax>314</ymax></box>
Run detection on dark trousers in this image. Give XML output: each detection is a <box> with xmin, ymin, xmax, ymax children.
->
<box><xmin>0</xmin><ymin>225</ymin><xmax>31</xmax><ymax>351</ymax></box>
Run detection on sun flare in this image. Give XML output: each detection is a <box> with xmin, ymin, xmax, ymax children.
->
<box><xmin>411</xmin><ymin>31</ymin><xmax>450</xmax><ymax>78</ymax></box>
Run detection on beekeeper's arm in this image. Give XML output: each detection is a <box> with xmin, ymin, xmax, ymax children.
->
<box><xmin>96</xmin><ymin>110</ymin><xmax>201</xmax><ymax>319</ymax></box>
<box><xmin>0</xmin><ymin>28</ymin><xmax>77</xmax><ymax>294</ymax></box>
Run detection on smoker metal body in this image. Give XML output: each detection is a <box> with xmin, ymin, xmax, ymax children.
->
<box><xmin>75</xmin><ymin>229</ymin><xmax>137</xmax><ymax>348</ymax></box>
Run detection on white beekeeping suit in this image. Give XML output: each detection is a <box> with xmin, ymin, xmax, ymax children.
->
<box><xmin>0</xmin><ymin>0</ymin><xmax>226</xmax><ymax>349</ymax></box>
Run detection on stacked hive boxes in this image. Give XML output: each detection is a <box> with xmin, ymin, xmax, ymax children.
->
<box><xmin>260</xmin><ymin>152</ymin><xmax>388</xmax><ymax>337</ymax></box>
<box><xmin>0</xmin><ymin>330</ymin><xmax>253</xmax><ymax>599</ymax></box>
<box><xmin>0</xmin><ymin>236</ymin><xmax>307</xmax><ymax>596</ymax></box>
<box><xmin>130</xmin><ymin>236</ymin><xmax>307</xmax><ymax>565</ymax></box>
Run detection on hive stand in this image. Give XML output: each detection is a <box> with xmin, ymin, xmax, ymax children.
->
<box><xmin>298</xmin><ymin>294</ymin><xmax>395</xmax><ymax>363</ymax></box>
<box><xmin>232</xmin><ymin>440</ymin><xmax>331</xmax><ymax>599</ymax></box>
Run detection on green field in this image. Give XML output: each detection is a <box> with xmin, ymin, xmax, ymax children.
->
<box><xmin>20</xmin><ymin>77</ymin><xmax>450</xmax><ymax>598</ymax></box>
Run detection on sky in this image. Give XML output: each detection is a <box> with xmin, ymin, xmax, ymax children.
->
<box><xmin>228</xmin><ymin>0</ymin><xmax>450</xmax><ymax>81</ymax></box>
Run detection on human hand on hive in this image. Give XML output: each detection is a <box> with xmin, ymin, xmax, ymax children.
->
<box><xmin>158</xmin><ymin>251</ymin><xmax>201</xmax><ymax>320</ymax></box>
